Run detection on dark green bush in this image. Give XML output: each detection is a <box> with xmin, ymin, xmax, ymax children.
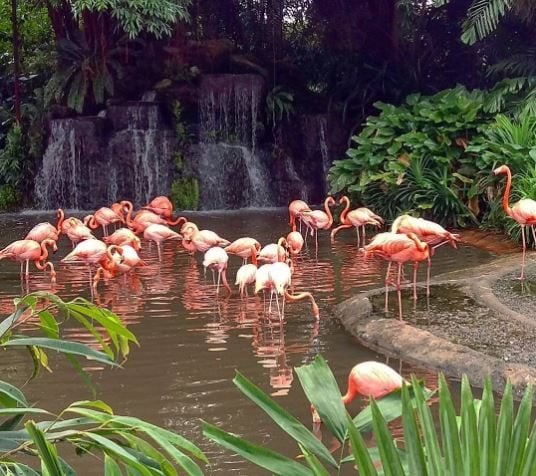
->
<box><xmin>329</xmin><ymin>86</ymin><xmax>493</xmax><ymax>227</ymax></box>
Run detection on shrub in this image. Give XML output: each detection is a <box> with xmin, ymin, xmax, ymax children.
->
<box><xmin>329</xmin><ymin>86</ymin><xmax>493</xmax><ymax>227</ymax></box>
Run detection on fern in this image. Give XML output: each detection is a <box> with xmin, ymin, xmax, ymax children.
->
<box><xmin>461</xmin><ymin>0</ymin><xmax>514</xmax><ymax>44</ymax></box>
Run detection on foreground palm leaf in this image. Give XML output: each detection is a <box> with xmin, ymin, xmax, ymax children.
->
<box><xmin>0</xmin><ymin>293</ymin><xmax>207</xmax><ymax>474</ymax></box>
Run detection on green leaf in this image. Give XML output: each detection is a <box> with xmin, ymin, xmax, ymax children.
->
<box><xmin>494</xmin><ymin>380</ymin><xmax>512</xmax><ymax>476</ymax></box>
<box><xmin>38</xmin><ymin>310</ymin><xmax>59</xmax><ymax>339</ymax></box>
<box><xmin>25</xmin><ymin>420</ymin><xmax>65</xmax><ymax>476</ymax></box>
<box><xmin>438</xmin><ymin>374</ymin><xmax>463</xmax><ymax>475</ymax></box>
<box><xmin>478</xmin><ymin>378</ymin><xmax>496</xmax><ymax>476</ymax></box>
<box><xmin>232</xmin><ymin>371</ymin><xmax>337</xmax><ymax>468</ymax></box>
<box><xmin>299</xmin><ymin>444</ymin><xmax>330</xmax><ymax>476</ymax></box>
<box><xmin>295</xmin><ymin>355</ymin><xmax>347</xmax><ymax>443</ymax></box>
<box><xmin>346</xmin><ymin>414</ymin><xmax>378</xmax><ymax>476</ymax></box>
<box><xmin>509</xmin><ymin>384</ymin><xmax>533</xmax><ymax>474</ymax></box>
<box><xmin>460</xmin><ymin>375</ymin><xmax>479</xmax><ymax>476</ymax></box>
<box><xmin>401</xmin><ymin>384</ymin><xmax>426</xmax><ymax>476</ymax></box>
<box><xmin>202</xmin><ymin>421</ymin><xmax>312</xmax><ymax>476</ymax></box>
<box><xmin>104</xmin><ymin>454</ymin><xmax>123</xmax><ymax>476</ymax></box>
<box><xmin>3</xmin><ymin>338</ymin><xmax>119</xmax><ymax>366</ymax></box>
<box><xmin>0</xmin><ymin>380</ymin><xmax>28</xmax><ymax>408</ymax></box>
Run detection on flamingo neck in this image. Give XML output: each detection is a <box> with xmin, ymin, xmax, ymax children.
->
<box><xmin>88</xmin><ymin>215</ymin><xmax>98</xmax><ymax>229</ymax></box>
<box><xmin>324</xmin><ymin>198</ymin><xmax>334</xmax><ymax>228</ymax></box>
<box><xmin>284</xmin><ymin>291</ymin><xmax>319</xmax><ymax>318</ymax></box>
<box><xmin>342</xmin><ymin>376</ymin><xmax>359</xmax><ymax>405</ymax></box>
<box><xmin>168</xmin><ymin>216</ymin><xmax>187</xmax><ymax>227</ymax></box>
<box><xmin>124</xmin><ymin>202</ymin><xmax>135</xmax><ymax>227</ymax></box>
<box><xmin>277</xmin><ymin>237</ymin><xmax>288</xmax><ymax>262</ymax></box>
<box><xmin>501</xmin><ymin>168</ymin><xmax>513</xmax><ymax>217</ymax></box>
<box><xmin>340</xmin><ymin>196</ymin><xmax>350</xmax><ymax>224</ymax></box>
<box><xmin>251</xmin><ymin>246</ymin><xmax>258</xmax><ymax>266</ymax></box>
<box><xmin>56</xmin><ymin>209</ymin><xmax>65</xmax><ymax>232</ymax></box>
<box><xmin>221</xmin><ymin>267</ymin><xmax>232</xmax><ymax>295</ymax></box>
<box><xmin>39</xmin><ymin>240</ymin><xmax>52</xmax><ymax>261</ymax></box>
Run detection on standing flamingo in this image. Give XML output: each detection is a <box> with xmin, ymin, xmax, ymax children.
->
<box><xmin>364</xmin><ymin>232</ymin><xmax>429</xmax><ymax>316</ymax></box>
<box><xmin>202</xmin><ymin>247</ymin><xmax>231</xmax><ymax>295</ymax></box>
<box><xmin>330</xmin><ymin>196</ymin><xmax>383</xmax><ymax>246</ymax></box>
<box><xmin>311</xmin><ymin>361</ymin><xmax>404</xmax><ymax>423</ymax></box>
<box><xmin>225</xmin><ymin>237</ymin><xmax>261</xmax><ymax>264</ymax></box>
<box><xmin>124</xmin><ymin>201</ymin><xmax>186</xmax><ymax>235</ymax></box>
<box><xmin>494</xmin><ymin>165</ymin><xmax>536</xmax><ymax>279</ymax></box>
<box><xmin>25</xmin><ymin>222</ymin><xmax>59</xmax><ymax>243</ymax></box>
<box><xmin>391</xmin><ymin>214</ymin><xmax>459</xmax><ymax>292</ymax></box>
<box><xmin>258</xmin><ymin>238</ymin><xmax>288</xmax><ymax>263</ymax></box>
<box><xmin>143</xmin><ymin>224</ymin><xmax>182</xmax><ymax>261</ymax></box>
<box><xmin>235</xmin><ymin>247</ymin><xmax>259</xmax><ymax>297</ymax></box>
<box><xmin>298</xmin><ymin>196</ymin><xmax>336</xmax><ymax>250</ymax></box>
<box><xmin>84</xmin><ymin>207</ymin><xmax>125</xmax><ymax>236</ymax></box>
<box><xmin>143</xmin><ymin>196</ymin><xmax>174</xmax><ymax>219</ymax></box>
<box><xmin>0</xmin><ymin>239</ymin><xmax>57</xmax><ymax>283</ymax></box>
<box><xmin>180</xmin><ymin>223</ymin><xmax>230</xmax><ymax>253</ymax></box>
<box><xmin>64</xmin><ymin>219</ymin><xmax>96</xmax><ymax>247</ymax></box>
<box><xmin>286</xmin><ymin>231</ymin><xmax>304</xmax><ymax>256</ymax></box>
<box><xmin>104</xmin><ymin>228</ymin><xmax>141</xmax><ymax>251</ymax></box>
<box><xmin>288</xmin><ymin>199</ymin><xmax>312</xmax><ymax>233</ymax></box>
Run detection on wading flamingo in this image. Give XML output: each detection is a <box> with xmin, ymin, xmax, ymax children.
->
<box><xmin>258</xmin><ymin>238</ymin><xmax>288</xmax><ymax>263</ymax></box>
<box><xmin>143</xmin><ymin>224</ymin><xmax>182</xmax><ymax>261</ymax></box>
<box><xmin>92</xmin><ymin>244</ymin><xmax>145</xmax><ymax>290</ymax></box>
<box><xmin>391</xmin><ymin>214</ymin><xmax>459</xmax><ymax>293</ymax></box>
<box><xmin>330</xmin><ymin>196</ymin><xmax>383</xmax><ymax>246</ymax></box>
<box><xmin>225</xmin><ymin>237</ymin><xmax>261</xmax><ymax>264</ymax></box>
<box><xmin>0</xmin><ymin>239</ymin><xmax>57</xmax><ymax>283</ymax></box>
<box><xmin>364</xmin><ymin>232</ymin><xmax>429</xmax><ymax>316</ymax></box>
<box><xmin>25</xmin><ymin>222</ymin><xmax>59</xmax><ymax>243</ymax></box>
<box><xmin>286</xmin><ymin>231</ymin><xmax>304</xmax><ymax>256</ymax></box>
<box><xmin>143</xmin><ymin>196</ymin><xmax>174</xmax><ymax>219</ymax></box>
<box><xmin>235</xmin><ymin>247</ymin><xmax>259</xmax><ymax>297</ymax></box>
<box><xmin>124</xmin><ymin>201</ymin><xmax>186</xmax><ymax>234</ymax></box>
<box><xmin>494</xmin><ymin>165</ymin><xmax>536</xmax><ymax>279</ymax></box>
<box><xmin>64</xmin><ymin>219</ymin><xmax>96</xmax><ymax>247</ymax></box>
<box><xmin>84</xmin><ymin>207</ymin><xmax>125</xmax><ymax>236</ymax></box>
<box><xmin>298</xmin><ymin>196</ymin><xmax>336</xmax><ymax>250</ymax></box>
<box><xmin>180</xmin><ymin>222</ymin><xmax>230</xmax><ymax>253</ymax></box>
<box><xmin>312</xmin><ymin>361</ymin><xmax>404</xmax><ymax>423</ymax></box>
<box><xmin>104</xmin><ymin>228</ymin><xmax>141</xmax><ymax>251</ymax></box>
<box><xmin>202</xmin><ymin>247</ymin><xmax>231</xmax><ymax>295</ymax></box>
<box><xmin>288</xmin><ymin>199</ymin><xmax>312</xmax><ymax>233</ymax></box>
<box><xmin>255</xmin><ymin>263</ymin><xmax>275</xmax><ymax>311</ymax></box>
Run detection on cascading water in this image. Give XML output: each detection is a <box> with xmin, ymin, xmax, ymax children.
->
<box><xmin>318</xmin><ymin>117</ymin><xmax>331</xmax><ymax>195</ymax></box>
<box><xmin>194</xmin><ymin>74</ymin><xmax>275</xmax><ymax>209</ymax></box>
<box><xmin>34</xmin><ymin>103</ymin><xmax>175</xmax><ymax>209</ymax></box>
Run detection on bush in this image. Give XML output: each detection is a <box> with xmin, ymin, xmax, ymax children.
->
<box><xmin>170</xmin><ymin>177</ymin><xmax>200</xmax><ymax>211</ymax></box>
<box><xmin>329</xmin><ymin>86</ymin><xmax>493</xmax><ymax>227</ymax></box>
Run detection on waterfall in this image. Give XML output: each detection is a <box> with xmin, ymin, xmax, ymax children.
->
<box><xmin>318</xmin><ymin>117</ymin><xmax>331</xmax><ymax>195</ymax></box>
<box><xmin>195</xmin><ymin>74</ymin><xmax>275</xmax><ymax>209</ymax></box>
<box><xmin>34</xmin><ymin>103</ymin><xmax>175</xmax><ymax>209</ymax></box>
<box><xmin>35</xmin><ymin>120</ymin><xmax>83</xmax><ymax>209</ymax></box>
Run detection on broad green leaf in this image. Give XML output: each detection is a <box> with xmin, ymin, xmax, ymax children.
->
<box><xmin>438</xmin><ymin>374</ymin><xmax>463</xmax><ymax>476</ymax></box>
<box><xmin>0</xmin><ymin>380</ymin><xmax>28</xmax><ymax>408</ymax></box>
<box><xmin>25</xmin><ymin>420</ymin><xmax>65</xmax><ymax>476</ymax></box>
<box><xmin>38</xmin><ymin>310</ymin><xmax>59</xmax><ymax>339</ymax></box>
<box><xmin>370</xmin><ymin>399</ymin><xmax>405</xmax><ymax>476</ymax></box>
<box><xmin>104</xmin><ymin>454</ymin><xmax>123</xmax><ymax>476</ymax></box>
<box><xmin>346</xmin><ymin>414</ymin><xmax>378</xmax><ymax>476</ymax></box>
<box><xmin>494</xmin><ymin>380</ymin><xmax>512</xmax><ymax>476</ymax></box>
<box><xmin>202</xmin><ymin>421</ymin><xmax>312</xmax><ymax>476</ymax></box>
<box><xmin>460</xmin><ymin>375</ymin><xmax>479</xmax><ymax>476</ymax></box>
<box><xmin>299</xmin><ymin>444</ymin><xmax>330</xmax><ymax>476</ymax></box>
<box><xmin>401</xmin><ymin>384</ymin><xmax>426</xmax><ymax>476</ymax></box>
<box><xmin>509</xmin><ymin>384</ymin><xmax>533</xmax><ymax>474</ymax></box>
<box><xmin>233</xmin><ymin>371</ymin><xmax>337</xmax><ymax>468</ymax></box>
<box><xmin>3</xmin><ymin>338</ymin><xmax>119</xmax><ymax>366</ymax></box>
<box><xmin>478</xmin><ymin>378</ymin><xmax>496</xmax><ymax>476</ymax></box>
<box><xmin>295</xmin><ymin>355</ymin><xmax>347</xmax><ymax>443</ymax></box>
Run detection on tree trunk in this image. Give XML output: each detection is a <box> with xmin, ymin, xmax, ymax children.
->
<box><xmin>10</xmin><ymin>0</ymin><xmax>22</xmax><ymax>124</ymax></box>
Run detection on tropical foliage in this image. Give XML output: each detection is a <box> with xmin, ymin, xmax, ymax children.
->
<box><xmin>0</xmin><ymin>292</ymin><xmax>207</xmax><ymax>474</ymax></box>
<box><xmin>204</xmin><ymin>354</ymin><xmax>536</xmax><ymax>476</ymax></box>
<box><xmin>329</xmin><ymin>87</ymin><xmax>492</xmax><ymax>227</ymax></box>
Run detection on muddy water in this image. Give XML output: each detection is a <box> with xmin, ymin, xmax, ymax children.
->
<box><xmin>0</xmin><ymin>209</ymin><xmax>494</xmax><ymax>473</ymax></box>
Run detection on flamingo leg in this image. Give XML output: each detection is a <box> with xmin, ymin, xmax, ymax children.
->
<box><xmin>269</xmin><ymin>291</ymin><xmax>274</xmax><ymax>313</ymax></box>
<box><xmin>384</xmin><ymin>261</ymin><xmax>392</xmax><ymax>313</ymax></box>
<box><xmin>25</xmin><ymin>260</ymin><xmax>29</xmax><ymax>278</ymax></box>
<box><xmin>362</xmin><ymin>226</ymin><xmax>366</xmax><ymax>246</ymax></box>
<box><xmin>275</xmin><ymin>293</ymin><xmax>281</xmax><ymax>319</ymax></box>
<box><xmin>356</xmin><ymin>227</ymin><xmax>360</xmax><ymax>248</ymax></box>
<box><xmin>397</xmin><ymin>263</ymin><xmax>403</xmax><ymax>320</ymax></box>
<box><xmin>531</xmin><ymin>225</ymin><xmax>536</xmax><ymax>248</ymax></box>
<box><xmin>216</xmin><ymin>270</ymin><xmax>221</xmax><ymax>295</ymax></box>
<box><xmin>20</xmin><ymin>261</ymin><xmax>23</xmax><ymax>276</ymax></box>
<box><xmin>413</xmin><ymin>262</ymin><xmax>418</xmax><ymax>300</ymax></box>
<box><xmin>520</xmin><ymin>225</ymin><xmax>527</xmax><ymax>280</ymax></box>
<box><xmin>426</xmin><ymin>256</ymin><xmax>431</xmax><ymax>296</ymax></box>
<box><xmin>157</xmin><ymin>243</ymin><xmax>162</xmax><ymax>261</ymax></box>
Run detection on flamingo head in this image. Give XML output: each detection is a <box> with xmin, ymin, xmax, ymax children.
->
<box><xmin>493</xmin><ymin>165</ymin><xmax>509</xmax><ymax>176</ymax></box>
<box><xmin>326</xmin><ymin>196</ymin><xmax>336</xmax><ymax>207</ymax></box>
<box><xmin>180</xmin><ymin>222</ymin><xmax>198</xmax><ymax>239</ymax></box>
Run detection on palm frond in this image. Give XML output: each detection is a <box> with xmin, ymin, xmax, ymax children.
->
<box><xmin>462</xmin><ymin>0</ymin><xmax>514</xmax><ymax>45</ymax></box>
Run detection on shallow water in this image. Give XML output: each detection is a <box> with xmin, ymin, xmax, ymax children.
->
<box><xmin>0</xmin><ymin>209</ymin><xmax>494</xmax><ymax>473</ymax></box>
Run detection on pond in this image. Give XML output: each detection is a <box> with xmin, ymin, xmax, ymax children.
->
<box><xmin>0</xmin><ymin>209</ymin><xmax>494</xmax><ymax>473</ymax></box>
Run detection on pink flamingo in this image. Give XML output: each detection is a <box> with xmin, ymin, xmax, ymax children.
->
<box><xmin>202</xmin><ymin>247</ymin><xmax>231</xmax><ymax>295</ymax></box>
<box><xmin>494</xmin><ymin>165</ymin><xmax>536</xmax><ymax>279</ymax></box>
<box><xmin>258</xmin><ymin>238</ymin><xmax>287</xmax><ymax>263</ymax></box>
<box><xmin>0</xmin><ymin>239</ymin><xmax>57</xmax><ymax>283</ymax></box>
<box><xmin>143</xmin><ymin>224</ymin><xmax>182</xmax><ymax>261</ymax></box>
<box><xmin>143</xmin><ymin>196</ymin><xmax>174</xmax><ymax>219</ymax></box>
<box><xmin>391</xmin><ymin>214</ymin><xmax>459</xmax><ymax>292</ymax></box>
<box><xmin>124</xmin><ymin>201</ymin><xmax>186</xmax><ymax>235</ymax></box>
<box><xmin>225</xmin><ymin>237</ymin><xmax>261</xmax><ymax>264</ymax></box>
<box><xmin>331</xmin><ymin>196</ymin><xmax>383</xmax><ymax>246</ymax></box>
<box><xmin>65</xmin><ymin>219</ymin><xmax>96</xmax><ymax>247</ymax></box>
<box><xmin>85</xmin><ymin>207</ymin><xmax>125</xmax><ymax>236</ymax></box>
<box><xmin>255</xmin><ymin>263</ymin><xmax>275</xmax><ymax>310</ymax></box>
<box><xmin>25</xmin><ymin>222</ymin><xmax>59</xmax><ymax>243</ymax></box>
<box><xmin>235</xmin><ymin>247</ymin><xmax>259</xmax><ymax>297</ymax></box>
<box><xmin>62</xmin><ymin>239</ymin><xmax>113</xmax><ymax>289</ymax></box>
<box><xmin>104</xmin><ymin>228</ymin><xmax>141</xmax><ymax>251</ymax></box>
<box><xmin>311</xmin><ymin>361</ymin><xmax>404</xmax><ymax>423</ymax></box>
<box><xmin>180</xmin><ymin>222</ymin><xmax>230</xmax><ymax>253</ymax></box>
<box><xmin>288</xmin><ymin>199</ymin><xmax>312</xmax><ymax>233</ymax></box>
<box><xmin>286</xmin><ymin>231</ymin><xmax>304</xmax><ymax>256</ymax></box>
<box><xmin>298</xmin><ymin>196</ymin><xmax>336</xmax><ymax>250</ymax></box>
<box><xmin>364</xmin><ymin>232</ymin><xmax>429</xmax><ymax>314</ymax></box>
